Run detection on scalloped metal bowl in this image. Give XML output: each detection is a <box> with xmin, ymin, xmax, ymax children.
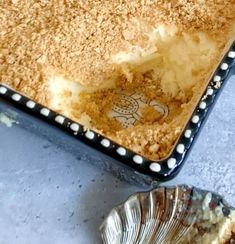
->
<box><xmin>100</xmin><ymin>185</ymin><xmax>235</xmax><ymax>244</ymax></box>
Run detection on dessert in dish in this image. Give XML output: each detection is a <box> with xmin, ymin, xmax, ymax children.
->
<box><xmin>100</xmin><ymin>186</ymin><xmax>235</xmax><ymax>244</ymax></box>
<box><xmin>1</xmin><ymin>1</ymin><xmax>235</xmax><ymax>160</ymax></box>
<box><xmin>183</xmin><ymin>198</ymin><xmax>235</xmax><ymax>244</ymax></box>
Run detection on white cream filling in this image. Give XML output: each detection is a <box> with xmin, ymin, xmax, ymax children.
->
<box><xmin>112</xmin><ymin>24</ymin><xmax>217</xmax><ymax>97</ymax></box>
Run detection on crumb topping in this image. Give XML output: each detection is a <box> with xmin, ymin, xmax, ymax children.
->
<box><xmin>1</xmin><ymin>0</ymin><xmax>235</xmax><ymax>93</ymax></box>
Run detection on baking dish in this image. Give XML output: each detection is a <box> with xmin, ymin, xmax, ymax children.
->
<box><xmin>1</xmin><ymin>1</ymin><xmax>235</xmax><ymax>185</ymax></box>
<box><xmin>0</xmin><ymin>41</ymin><xmax>234</xmax><ymax>185</ymax></box>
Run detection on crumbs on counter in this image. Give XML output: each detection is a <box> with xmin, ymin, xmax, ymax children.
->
<box><xmin>0</xmin><ymin>111</ymin><xmax>18</xmax><ymax>127</ymax></box>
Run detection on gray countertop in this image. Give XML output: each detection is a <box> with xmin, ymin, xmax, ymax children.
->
<box><xmin>0</xmin><ymin>76</ymin><xmax>234</xmax><ymax>244</ymax></box>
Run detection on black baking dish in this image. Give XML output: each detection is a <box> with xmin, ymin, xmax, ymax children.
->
<box><xmin>0</xmin><ymin>41</ymin><xmax>235</xmax><ymax>186</ymax></box>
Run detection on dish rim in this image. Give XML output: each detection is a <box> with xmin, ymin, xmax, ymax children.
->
<box><xmin>0</xmin><ymin>41</ymin><xmax>234</xmax><ymax>182</ymax></box>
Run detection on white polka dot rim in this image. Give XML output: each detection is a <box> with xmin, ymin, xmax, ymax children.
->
<box><xmin>192</xmin><ymin>115</ymin><xmax>199</xmax><ymax>124</ymax></box>
<box><xmin>26</xmin><ymin>100</ymin><xmax>36</xmax><ymax>109</ymax></box>
<box><xmin>167</xmin><ymin>158</ymin><xmax>177</xmax><ymax>169</ymax></box>
<box><xmin>133</xmin><ymin>155</ymin><xmax>143</xmax><ymax>164</ymax></box>
<box><xmin>207</xmin><ymin>88</ymin><xmax>214</xmax><ymax>96</ymax></box>
<box><xmin>55</xmin><ymin>115</ymin><xmax>65</xmax><ymax>124</ymax></box>
<box><xmin>184</xmin><ymin>129</ymin><xmax>192</xmax><ymax>138</ymax></box>
<box><xmin>176</xmin><ymin>144</ymin><xmax>185</xmax><ymax>154</ymax></box>
<box><xmin>228</xmin><ymin>51</ymin><xmax>235</xmax><ymax>58</ymax></box>
<box><xmin>70</xmin><ymin>123</ymin><xmax>79</xmax><ymax>132</ymax></box>
<box><xmin>149</xmin><ymin>163</ymin><xmax>161</xmax><ymax>172</ymax></box>
<box><xmin>0</xmin><ymin>86</ymin><xmax>7</xmax><ymax>94</ymax></box>
<box><xmin>220</xmin><ymin>63</ymin><xmax>229</xmax><ymax>70</ymax></box>
<box><xmin>12</xmin><ymin>93</ymin><xmax>21</xmax><ymax>101</ymax></box>
<box><xmin>117</xmin><ymin>147</ymin><xmax>126</xmax><ymax>156</ymax></box>
<box><xmin>199</xmin><ymin>101</ymin><xmax>207</xmax><ymax>110</ymax></box>
<box><xmin>85</xmin><ymin>130</ymin><xmax>95</xmax><ymax>140</ymax></box>
<box><xmin>213</xmin><ymin>76</ymin><xmax>221</xmax><ymax>82</ymax></box>
<box><xmin>101</xmin><ymin>139</ymin><xmax>111</xmax><ymax>148</ymax></box>
<box><xmin>40</xmin><ymin>108</ymin><xmax>50</xmax><ymax>116</ymax></box>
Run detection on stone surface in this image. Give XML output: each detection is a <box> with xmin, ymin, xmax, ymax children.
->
<box><xmin>0</xmin><ymin>76</ymin><xmax>234</xmax><ymax>244</ymax></box>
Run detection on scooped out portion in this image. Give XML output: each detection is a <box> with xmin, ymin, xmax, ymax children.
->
<box><xmin>46</xmin><ymin>26</ymin><xmax>229</xmax><ymax>160</ymax></box>
<box><xmin>1</xmin><ymin>1</ymin><xmax>235</xmax><ymax>160</ymax></box>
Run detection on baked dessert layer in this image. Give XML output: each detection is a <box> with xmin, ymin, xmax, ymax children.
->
<box><xmin>1</xmin><ymin>0</ymin><xmax>235</xmax><ymax>160</ymax></box>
